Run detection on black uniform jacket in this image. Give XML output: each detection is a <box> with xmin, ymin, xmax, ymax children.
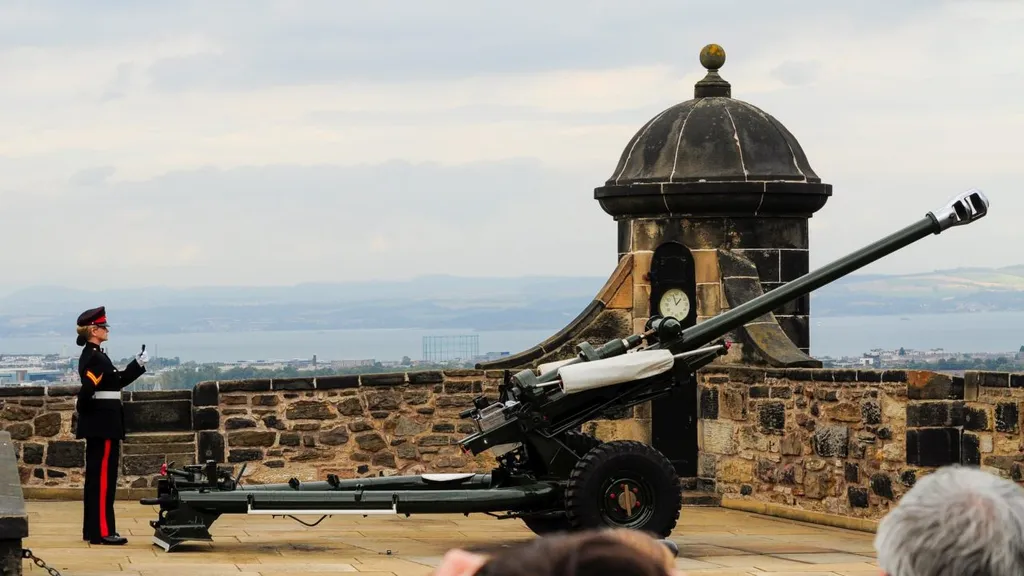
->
<box><xmin>76</xmin><ymin>342</ymin><xmax>146</xmax><ymax>440</ymax></box>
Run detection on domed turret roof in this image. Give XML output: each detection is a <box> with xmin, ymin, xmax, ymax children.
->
<box><xmin>595</xmin><ymin>44</ymin><xmax>832</xmax><ymax>218</ymax></box>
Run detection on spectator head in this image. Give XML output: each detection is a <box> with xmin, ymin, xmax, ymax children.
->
<box><xmin>874</xmin><ymin>465</ymin><xmax>1024</xmax><ymax>576</ymax></box>
<box><xmin>432</xmin><ymin>528</ymin><xmax>680</xmax><ymax>576</ymax></box>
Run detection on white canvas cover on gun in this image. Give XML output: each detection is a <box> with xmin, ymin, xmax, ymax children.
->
<box><xmin>537</xmin><ymin>357</ymin><xmax>576</xmax><ymax>374</ymax></box>
<box><xmin>556</xmin><ymin>349</ymin><xmax>675</xmax><ymax>394</ymax></box>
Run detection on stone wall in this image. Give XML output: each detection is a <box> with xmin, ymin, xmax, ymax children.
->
<box><xmin>7</xmin><ymin>363</ymin><xmax>1023</xmax><ymax>525</ymax></box>
<box><xmin>698</xmin><ymin>366</ymin><xmax>1024</xmax><ymax>521</ymax></box>
<box><xmin>1</xmin><ymin>369</ymin><xmax>647</xmax><ymax>494</ymax></box>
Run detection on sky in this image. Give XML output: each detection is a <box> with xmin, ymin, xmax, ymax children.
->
<box><xmin>1</xmin><ymin>0</ymin><xmax>1021</xmax><ymax>292</ymax></box>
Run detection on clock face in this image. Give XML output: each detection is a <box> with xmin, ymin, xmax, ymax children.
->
<box><xmin>658</xmin><ymin>287</ymin><xmax>691</xmax><ymax>319</ymax></box>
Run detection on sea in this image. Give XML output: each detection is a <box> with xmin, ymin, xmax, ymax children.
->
<box><xmin>1</xmin><ymin>311</ymin><xmax>1021</xmax><ymax>364</ymax></box>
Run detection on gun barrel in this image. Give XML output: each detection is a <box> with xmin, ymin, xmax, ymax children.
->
<box><xmin>674</xmin><ymin>189</ymin><xmax>989</xmax><ymax>349</ymax></box>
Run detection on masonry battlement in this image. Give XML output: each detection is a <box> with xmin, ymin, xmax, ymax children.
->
<box><xmin>2</xmin><ymin>366</ymin><xmax>1020</xmax><ymax>525</ymax></box>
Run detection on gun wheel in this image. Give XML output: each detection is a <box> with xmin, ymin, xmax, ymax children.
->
<box><xmin>564</xmin><ymin>440</ymin><xmax>681</xmax><ymax>537</ymax></box>
<box><xmin>520</xmin><ymin>430</ymin><xmax>602</xmax><ymax>535</ymax></box>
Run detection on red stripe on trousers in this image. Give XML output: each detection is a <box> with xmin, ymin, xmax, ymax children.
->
<box><xmin>99</xmin><ymin>439</ymin><xmax>111</xmax><ymax>538</ymax></box>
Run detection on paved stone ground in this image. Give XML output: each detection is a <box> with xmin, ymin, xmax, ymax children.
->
<box><xmin>20</xmin><ymin>501</ymin><xmax>880</xmax><ymax>575</ymax></box>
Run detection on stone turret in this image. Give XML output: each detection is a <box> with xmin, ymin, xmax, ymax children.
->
<box><xmin>595</xmin><ymin>44</ymin><xmax>831</xmax><ymax>364</ymax></box>
<box><xmin>480</xmin><ymin>43</ymin><xmax>831</xmax><ymax>372</ymax></box>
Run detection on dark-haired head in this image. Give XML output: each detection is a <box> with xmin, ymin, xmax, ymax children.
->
<box><xmin>433</xmin><ymin>529</ymin><xmax>679</xmax><ymax>576</ymax></box>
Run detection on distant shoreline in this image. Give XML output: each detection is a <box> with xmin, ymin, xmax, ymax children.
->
<box><xmin>0</xmin><ymin>310</ymin><xmax>1021</xmax><ymax>364</ymax></box>
<box><xmin>0</xmin><ymin>307</ymin><xmax>1016</xmax><ymax>340</ymax></box>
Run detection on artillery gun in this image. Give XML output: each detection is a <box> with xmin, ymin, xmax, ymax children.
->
<box><xmin>141</xmin><ymin>190</ymin><xmax>989</xmax><ymax>551</ymax></box>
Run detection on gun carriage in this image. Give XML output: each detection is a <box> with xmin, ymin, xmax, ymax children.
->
<box><xmin>141</xmin><ymin>190</ymin><xmax>989</xmax><ymax>551</ymax></box>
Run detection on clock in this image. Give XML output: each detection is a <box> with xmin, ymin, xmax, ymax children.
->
<box><xmin>658</xmin><ymin>287</ymin><xmax>691</xmax><ymax>319</ymax></box>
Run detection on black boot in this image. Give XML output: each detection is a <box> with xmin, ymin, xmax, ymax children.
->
<box><xmin>90</xmin><ymin>534</ymin><xmax>127</xmax><ymax>545</ymax></box>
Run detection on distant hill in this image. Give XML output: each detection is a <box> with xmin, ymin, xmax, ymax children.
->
<box><xmin>1</xmin><ymin>265</ymin><xmax>1023</xmax><ymax>337</ymax></box>
<box><xmin>810</xmin><ymin>265</ymin><xmax>1024</xmax><ymax>316</ymax></box>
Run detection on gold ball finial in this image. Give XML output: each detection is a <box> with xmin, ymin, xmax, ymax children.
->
<box><xmin>700</xmin><ymin>44</ymin><xmax>726</xmax><ymax>71</ymax></box>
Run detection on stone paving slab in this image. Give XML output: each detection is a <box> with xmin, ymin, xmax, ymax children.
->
<box><xmin>19</xmin><ymin>501</ymin><xmax>879</xmax><ymax>575</ymax></box>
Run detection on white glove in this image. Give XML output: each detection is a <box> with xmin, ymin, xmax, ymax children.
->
<box><xmin>136</xmin><ymin>350</ymin><xmax>149</xmax><ymax>366</ymax></box>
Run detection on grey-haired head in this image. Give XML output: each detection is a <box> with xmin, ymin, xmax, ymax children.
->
<box><xmin>874</xmin><ymin>465</ymin><xmax>1024</xmax><ymax>576</ymax></box>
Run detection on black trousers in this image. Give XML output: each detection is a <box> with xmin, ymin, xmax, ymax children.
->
<box><xmin>83</xmin><ymin>437</ymin><xmax>120</xmax><ymax>541</ymax></box>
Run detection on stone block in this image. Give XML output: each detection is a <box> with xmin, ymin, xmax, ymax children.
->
<box><xmin>696</xmin><ymin>283</ymin><xmax>722</xmax><ymax>317</ymax></box>
<box><xmin>906</xmin><ymin>402</ymin><xmax>955</xmax><ymax>427</ymax></box>
<box><xmin>316</xmin><ymin>375</ymin><xmax>359</xmax><ymax>390</ymax></box>
<box><xmin>336</xmin><ymin>397</ymin><xmax>364</xmax><ymax>416</ymax></box>
<box><xmin>779</xmin><ymin>249</ymin><xmax>808</xmax><ymax>282</ymax></box>
<box><xmin>122</xmin><ymin>441</ymin><xmax>194</xmax><ymax>456</ymax></box>
<box><xmin>220</xmin><ymin>380</ymin><xmax>271</xmax><ymax>392</ymax></box>
<box><xmin>882</xmin><ymin>371</ymin><xmax>908</xmax><ymax>383</ymax></box>
<box><xmin>44</xmin><ymin>440</ymin><xmax>84</xmax><ymax>468</ymax></box>
<box><xmin>133</xmin><ymin>390</ymin><xmax>191</xmax><ymax>401</ymax></box>
<box><xmin>125</xmin><ymin>399</ymin><xmax>192</xmax><ymax>433</ymax></box>
<box><xmin>21</xmin><ymin>444</ymin><xmax>42</xmax><ymax>466</ymax></box>
<box><xmin>228</xmin><ymin>431</ymin><xmax>277</xmax><ymax>447</ymax></box>
<box><xmin>906</xmin><ymin>428</ymin><xmax>960</xmax><ymax>467</ymax></box>
<box><xmin>193</xmin><ymin>407</ymin><xmax>219</xmax><ymax>430</ymax></box>
<box><xmin>0</xmin><ymin>406</ymin><xmax>35</xmax><ymax>422</ymax></box>
<box><xmin>702</xmin><ymin>420</ymin><xmax>737</xmax><ymax>455</ymax></box>
<box><xmin>862</xmin><ymin>401</ymin><xmax>882</xmax><ymax>425</ymax></box>
<box><xmin>907</xmin><ymin>371</ymin><xmax>962</xmax><ymax>400</ymax></box>
<box><xmin>407</xmin><ymin>371</ymin><xmax>444</xmax><ymax>385</ymax></box>
<box><xmin>631</xmin><ymin>250</ymin><xmax>652</xmax><ymax>284</ymax></box>
<box><xmin>198</xmin><ymin>431</ymin><xmax>224</xmax><ymax>463</ymax></box>
<box><xmin>826</xmin><ymin>402</ymin><xmax>861</xmax><ymax>422</ymax></box>
<box><xmin>848</xmin><ymin>486</ymin><xmax>869</xmax><ymax>508</ymax></box>
<box><xmin>962</xmin><ymin>433</ymin><xmax>981</xmax><ymax>466</ymax></box>
<box><xmin>971</xmin><ymin>372</ymin><xmax>1009</xmax><ymax>388</ymax></box>
<box><xmin>719</xmin><ymin>387</ymin><xmax>747</xmax><ymax>420</ymax></box>
<box><xmin>286</xmin><ymin>400</ymin><xmax>336</xmax><ymax>420</ymax></box>
<box><xmin>272</xmin><ymin>378</ymin><xmax>314</xmax><ymax>390</ymax></box>
<box><xmin>362</xmin><ymin>373</ymin><xmax>406</xmax><ymax>387</ymax></box>
<box><xmin>995</xmin><ymin>403</ymin><xmax>1019</xmax><ymax>433</ymax></box>
<box><xmin>44</xmin><ymin>385</ymin><xmax>79</xmax><ymax>397</ymax></box>
<box><xmin>355</xmin><ymin>433</ymin><xmax>387</xmax><ymax>452</ymax></box>
<box><xmin>844</xmin><ymin>462</ymin><xmax>859</xmax><ymax>483</ymax></box>
<box><xmin>757</xmin><ymin>401</ymin><xmax>785</xmax><ymax>431</ymax></box>
<box><xmin>963</xmin><ymin>406</ymin><xmax>990</xmax><ymax>431</ymax></box>
<box><xmin>225</xmin><ymin>417</ymin><xmax>256</xmax><ymax>430</ymax></box>
<box><xmin>811</xmin><ymin>425</ymin><xmax>848</xmax><ymax>458</ymax></box>
<box><xmin>319</xmin><ymin>426</ymin><xmax>350</xmax><ymax>446</ymax></box>
<box><xmin>631</xmin><ymin>282</ymin><xmax>651</xmax><ymax>318</ymax></box>
<box><xmin>444</xmin><ymin>381</ymin><xmax>478</xmax><ymax>394</ymax></box>
<box><xmin>781</xmin><ymin>432</ymin><xmax>804</xmax><ymax>456</ymax></box>
<box><xmin>699</xmin><ymin>387</ymin><xmax>718</xmax><ymax>419</ymax></box>
<box><xmin>803</xmin><ymin>471</ymin><xmax>830</xmax><ymax>499</ymax></box>
<box><xmin>193</xmin><ymin>381</ymin><xmax>218</xmax><ymax>406</ymax></box>
<box><xmin>0</xmin><ymin>387</ymin><xmax>42</xmax><ymax>397</ymax></box>
<box><xmin>691</xmin><ymin>250</ymin><xmax>719</xmax><ymax>284</ymax></box>
<box><xmin>365</xmin><ymin>390</ymin><xmax>401</xmax><ymax>411</ymax></box>
<box><xmin>227</xmin><ymin>449</ymin><xmax>262</xmax><ymax>463</ymax></box>
<box><xmin>4</xmin><ymin>425</ymin><xmax>29</xmax><ymax>442</ymax></box>
<box><xmin>717</xmin><ymin>458</ymin><xmax>753</xmax><ymax>484</ymax></box>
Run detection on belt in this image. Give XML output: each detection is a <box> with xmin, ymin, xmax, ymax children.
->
<box><xmin>94</xmin><ymin>391</ymin><xmax>121</xmax><ymax>400</ymax></box>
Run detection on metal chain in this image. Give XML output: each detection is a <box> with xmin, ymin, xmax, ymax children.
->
<box><xmin>22</xmin><ymin>549</ymin><xmax>62</xmax><ymax>576</ymax></box>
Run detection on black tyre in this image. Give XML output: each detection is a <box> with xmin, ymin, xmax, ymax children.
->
<box><xmin>564</xmin><ymin>440</ymin><xmax>681</xmax><ymax>537</ymax></box>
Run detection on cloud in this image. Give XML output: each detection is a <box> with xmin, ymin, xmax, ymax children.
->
<box><xmin>0</xmin><ymin>159</ymin><xmax>615</xmax><ymax>289</ymax></box>
<box><xmin>68</xmin><ymin>166</ymin><xmax>116</xmax><ymax>187</ymax></box>
<box><xmin>0</xmin><ymin>0</ymin><xmax>1020</xmax><ymax>292</ymax></box>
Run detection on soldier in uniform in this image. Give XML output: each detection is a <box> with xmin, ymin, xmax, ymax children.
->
<box><xmin>74</xmin><ymin>306</ymin><xmax>148</xmax><ymax>545</ymax></box>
